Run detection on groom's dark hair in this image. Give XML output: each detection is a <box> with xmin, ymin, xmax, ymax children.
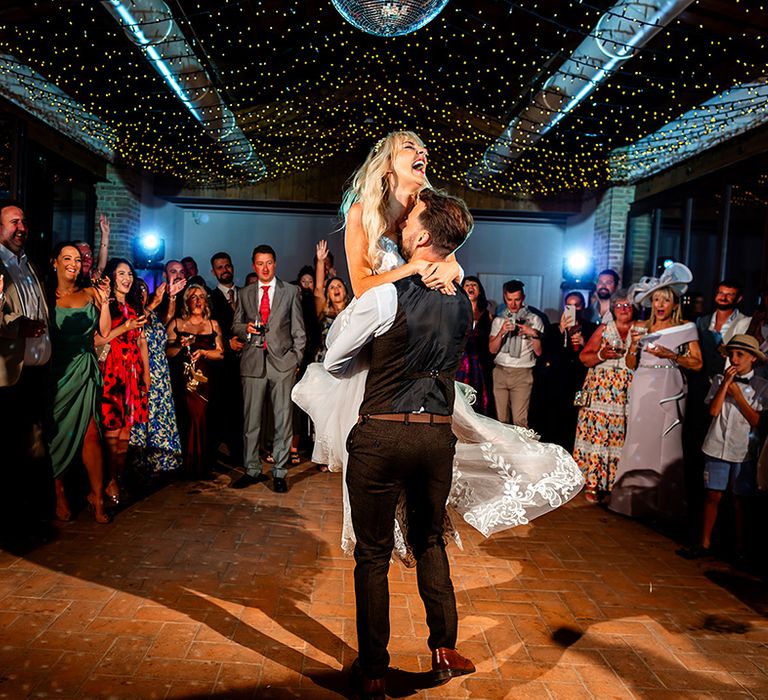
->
<box><xmin>417</xmin><ymin>189</ymin><xmax>473</xmax><ymax>257</ymax></box>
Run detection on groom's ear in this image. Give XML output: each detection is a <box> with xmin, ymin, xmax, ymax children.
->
<box><xmin>416</xmin><ymin>229</ymin><xmax>432</xmax><ymax>248</ymax></box>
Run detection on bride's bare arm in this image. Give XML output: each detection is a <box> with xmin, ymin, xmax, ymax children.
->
<box><xmin>345</xmin><ymin>203</ymin><xmax>425</xmax><ymax>297</ymax></box>
<box><xmin>420</xmin><ymin>253</ymin><xmax>462</xmax><ymax>294</ymax></box>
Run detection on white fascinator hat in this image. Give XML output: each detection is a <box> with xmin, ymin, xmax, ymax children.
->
<box><xmin>628</xmin><ymin>262</ymin><xmax>693</xmax><ymax>308</ymax></box>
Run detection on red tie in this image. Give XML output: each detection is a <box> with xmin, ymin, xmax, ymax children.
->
<box><xmin>259</xmin><ymin>285</ymin><xmax>271</xmax><ymax>324</ymax></box>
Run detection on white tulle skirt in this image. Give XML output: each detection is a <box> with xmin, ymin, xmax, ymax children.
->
<box><xmin>292</xmin><ymin>361</ymin><xmax>585</xmax><ymax>564</ymax></box>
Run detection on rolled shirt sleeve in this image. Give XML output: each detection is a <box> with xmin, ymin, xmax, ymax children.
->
<box><xmin>323</xmin><ymin>284</ymin><xmax>397</xmax><ymax>375</ymax></box>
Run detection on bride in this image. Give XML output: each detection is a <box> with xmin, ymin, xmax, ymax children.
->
<box><xmin>293</xmin><ymin>131</ymin><xmax>584</xmax><ymax>561</ymax></box>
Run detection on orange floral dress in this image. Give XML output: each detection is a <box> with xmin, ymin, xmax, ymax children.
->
<box><xmin>572</xmin><ymin>322</ymin><xmax>633</xmax><ymax>492</ymax></box>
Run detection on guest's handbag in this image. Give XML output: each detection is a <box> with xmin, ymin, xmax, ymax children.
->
<box><xmin>96</xmin><ymin>342</ymin><xmax>111</xmax><ymax>363</ymax></box>
<box><xmin>573</xmin><ymin>389</ymin><xmax>591</xmax><ymax>408</ymax></box>
<box><xmin>573</xmin><ymin>368</ymin><xmax>593</xmax><ymax>407</ymax></box>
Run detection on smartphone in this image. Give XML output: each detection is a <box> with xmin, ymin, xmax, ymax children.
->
<box><xmin>564</xmin><ymin>303</ymin><xmax>577</xmax><ymax>327</ymax></box>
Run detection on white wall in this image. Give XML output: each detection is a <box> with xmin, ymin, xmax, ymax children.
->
<box><xmin>177</xmin><ymin>209</ymin><xmax>347</xmax><ymax>286</ymax></box>
<box><xmin>139</xmin><ymin>196</ymin><xmax>596</xmax><ymax>322</ymax></box>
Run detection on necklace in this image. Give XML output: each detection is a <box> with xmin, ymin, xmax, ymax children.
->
<box><xmin>56</xmin><ymin>286</ymin><xmax>78</xmax><ymax>299</ymax></box>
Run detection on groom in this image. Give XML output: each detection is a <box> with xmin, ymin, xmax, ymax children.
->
<box><xmin>324</xmin><ymin>189</ymin><xmax>476</xmax><ymax>699</ymax></box>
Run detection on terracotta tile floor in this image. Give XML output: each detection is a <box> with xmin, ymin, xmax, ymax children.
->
<box><xmin>1</xmin><ymin>461</ymin><xmax>767</xmax><ymax>699</ymax></box>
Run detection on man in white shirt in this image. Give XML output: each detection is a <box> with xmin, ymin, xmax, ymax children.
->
<box><xmin>489</xmin><ymin>280</ymin><xmax>544</xmax><ymax>427</ymax></box>
<box><xmin>0</xmin><ymin>200</ymin><xmax>53</xmax><ymax>544</ymax></box>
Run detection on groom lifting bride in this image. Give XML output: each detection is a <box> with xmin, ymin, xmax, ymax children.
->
<box><xmin>323</xmin><ymin>189</ymin><xmax>476</xmax><ymax>699</ymax></box>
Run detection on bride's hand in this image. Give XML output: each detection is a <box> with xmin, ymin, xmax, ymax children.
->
<box><xmin>420</xmin><ymin>260</ymin><xmax>458</xmax><ymax>295</ymax></box>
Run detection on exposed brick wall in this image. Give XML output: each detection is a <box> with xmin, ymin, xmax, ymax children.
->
<box><xmin>94</xmin><ymin>164</ymin><xmax>141</xmax><ymax>260</ymax></box>
<box><xmin>627</xmin><ymin>213</ymin><xmax>652</xmax><ymax>284</ymax></box>
<box><xmin>593</xmin><ymin>185</ymin><xmax>635</xmax><ymax>281</ymax></box>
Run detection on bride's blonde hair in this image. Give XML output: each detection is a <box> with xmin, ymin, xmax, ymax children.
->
<box><xmin>340</xmin><ymin>131</ymin><xmax>431</xmax><ymax>269</ymax></box>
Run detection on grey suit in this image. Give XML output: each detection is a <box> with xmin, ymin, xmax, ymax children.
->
<box><xmin>232</xmin><ymin>278</ymin><xmax>306</xmax><ymax>479</ymax></box>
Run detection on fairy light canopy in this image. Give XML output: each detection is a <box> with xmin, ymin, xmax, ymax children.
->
<box><xmin>0</xmin><ymin>0</ymin><xmax>765</xmax><ymax>199</ymax></box>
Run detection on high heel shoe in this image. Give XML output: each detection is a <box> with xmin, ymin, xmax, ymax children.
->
<box><xmin>105</xmin><ymin>481</ymin><xmax>121</xmax><ymax>507</ymax></box>
<box><xmin>87</xmin><ymin>494</ymin><xmax>111</xmax><ymax>524</ymax></box>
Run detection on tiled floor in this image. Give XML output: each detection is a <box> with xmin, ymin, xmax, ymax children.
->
<box><xmin>1</xmin><ymin>461</ymin><xmax>767</xmax><ymax>699</ymax></box>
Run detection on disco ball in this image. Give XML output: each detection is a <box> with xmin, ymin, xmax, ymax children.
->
<box><xmin>331</xmin><ymin>0</ymin><xmax>450</xmax><ymax>37</ymax></box>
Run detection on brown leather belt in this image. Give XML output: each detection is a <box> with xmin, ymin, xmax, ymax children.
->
<box><xmin>361</xmin><ymin>413</ymin><xmax>452</xmax><ymax>425</ymax></box>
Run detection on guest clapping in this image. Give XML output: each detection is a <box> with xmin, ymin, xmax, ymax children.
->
<box><xmin>129</xmin><ymin>279</ymin><xmax>182</xmax><ymax>475</ymax></box>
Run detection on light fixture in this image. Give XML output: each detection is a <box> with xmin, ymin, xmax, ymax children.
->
<box><xmin>562</xmin><ymin>251</ymin><xmax>596</xmax><ymax>288</ymax></box>
<box><xmin>330</xmin><ymin>0</ymin><xmax>450</xmax><ymax>37</ymax></box>
<box><xmin>133</xmin><ymin>231</ymin><xmax>165</xmax><ymax>269</ymax></box>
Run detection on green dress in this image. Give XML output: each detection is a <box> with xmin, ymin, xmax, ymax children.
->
<box><xmin>49</xmin><ymin>303</ymin><xmax>102</xmax><ymax>478</ymax></box>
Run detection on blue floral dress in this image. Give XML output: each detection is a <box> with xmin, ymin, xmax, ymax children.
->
<box><xmin>129</xmin><ymin>311</ymin><xmax>182</xmax><ymax>472</ymax></box>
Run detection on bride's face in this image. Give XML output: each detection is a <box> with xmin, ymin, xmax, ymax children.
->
<box><xmin>388</xmin><ymin>137</ymin><xmax>428</xmax><ymax>191</ymax></box>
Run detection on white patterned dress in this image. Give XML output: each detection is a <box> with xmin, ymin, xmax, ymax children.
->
<box><xmin>292</xmin><ymin>237</ymin><xmax>584</xmax><ymax>562</ymax></box>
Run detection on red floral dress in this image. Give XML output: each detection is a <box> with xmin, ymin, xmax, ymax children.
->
<box><xmin>101</xmin><ymin>303</ymin><xmax>148</xmax><ymax>431</ymax></box>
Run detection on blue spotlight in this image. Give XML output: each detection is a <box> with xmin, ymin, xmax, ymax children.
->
<box><xmin>133</xmin><ymin>231</ymin><xmax>165</xmax><ymax>269</ymax></box>
<box><xmin>562</xmin><ymin>250</ymin><xmax>595</xmax><ymax>288</ymax></box>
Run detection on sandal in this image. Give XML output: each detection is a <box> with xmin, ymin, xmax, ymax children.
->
<box><xmin>316</xmin><ymin>464</ymin><xmax>329</xmax><ymax>473</ymax></box>
<box><xmin>584</xmin><ymin>488</ymin><xmax>599</xmax><ymax>504</ymax></box>
<box><xmin>289</xmin><ymin>451</ymin><xmax>301</xmax><ymax>465</ymax></box>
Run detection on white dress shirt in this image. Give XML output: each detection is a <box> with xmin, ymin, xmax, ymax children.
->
<box><xmin>217</xmin><ymin>282</ymin><xmax>238</xmax><ymax>305</ymax></box>
<box><xmin>323</xmin><ymin>284</ymin><xmax>397</xmax><ymax>375</ymax></box>
<box><xmin>257</xmin><ymin>279</ymin><xmax>276</xmax><ymax>310</ymax></box>
<box><xmin>703</xmin><ymin>371</ymin><xmax>768</xmax><ymax>462</ymax></box>
<box><xmin>490</xmin><ymin>307</ymin><xmax>544</xmax><ymax>369</ymax></box>
<box><xmin>0</xmin><ymin>244</ymin><xmax>50</xmax><ymax>365</ymax></box>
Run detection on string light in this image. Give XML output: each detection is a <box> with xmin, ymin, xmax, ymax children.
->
<box><xmin>0</xmin><ymin>0</ymin><xmax>764</xmax><ymax>197</ymax></box>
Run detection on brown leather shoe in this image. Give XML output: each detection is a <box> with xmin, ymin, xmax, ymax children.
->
<box><xmin>431</xmin><ymin>647</ymin><xmax>476</xmax><ymax>684</ymax></box>
<box><xmin>350</xmin><ymin>659</ymin><xmax>386</xmax><ymax>699</ymax></box>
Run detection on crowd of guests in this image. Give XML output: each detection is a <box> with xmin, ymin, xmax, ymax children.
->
<box><xmin>0</xmin><ymin>199</ymin><xmax>353</xmax><ymax>545</ymax></box>
<box><xmin>455</xmin><ymin>265</ymin><xmax>768</xmax><ymax>567</ymax></box>
<box><xmin>2</xmin><ymin>196</ymin><xmax>766</xmax><ymax>570</ymax></box>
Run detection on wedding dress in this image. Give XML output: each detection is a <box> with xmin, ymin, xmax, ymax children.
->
<box><xmin>292</xmin><ymin>237</ymin><xmax>585</xmax><ymax>562</ymax></box>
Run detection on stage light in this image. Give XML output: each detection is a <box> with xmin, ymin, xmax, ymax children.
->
<box><xmin>562</xmin><ymin>250</ymin><xmax>596</xmax><ymax>288</ymax></box>
<box><xmin>133</xmin><ymin>231</ymin><xmax>165</xmax><ymax>269</ymax></box>
<box><xmin>656</xmin><ymin>256</ymin><xmax>676</xmax><ymax>275</ymax></box>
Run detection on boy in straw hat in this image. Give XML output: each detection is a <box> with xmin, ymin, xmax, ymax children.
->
<box><xmin>678</xmin><ymin>334</ymin><xmax>768</xmax><ymax>560</ymax></box>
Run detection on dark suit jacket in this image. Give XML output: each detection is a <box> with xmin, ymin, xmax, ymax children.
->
<box><xmin>232</xmin><ymin>278</ymin><xmax>306</xmax><ymax>377</ymax></box>
<box><xmin>696</xmin><ymin>313</ymin><xmax>728</xmax><ymax>380</ymax></box>
<box><xmin>210</xmin><ymin>286</ymin><xmax>238</xmax><ymax>341</ymax></box>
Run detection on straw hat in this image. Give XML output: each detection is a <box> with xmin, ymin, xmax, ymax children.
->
<box><xmin>628</xmin><ymin>263</ymin><xmax>693</xmax><ymax>308</ymax></box>
<box><xmin>721</xmin><ymin>334</ymin><xmax>767</xmax><ymax>364</ymax></box>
